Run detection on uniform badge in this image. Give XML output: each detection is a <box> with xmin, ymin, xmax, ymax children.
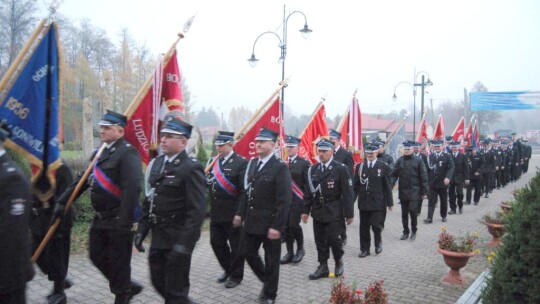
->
<box><xmin>7</xmin><ymin>167</ymin><xmax>15</xmax><ymax>172</ymax></box>
<box><xmin>439</xmin><ymin>161</ymin><xmax>443</xmax><ymax>166</ymax></box>
<box><xmin>327</xmin><ymin>180</ymin><xmax>335</xmax><ymax>189</ymax></box>
<box><xmin>110</xmin><ymin>147</ymin><xmax>116</xmax><ymax>153</ymax></box>
<box><xmin>229</xmin><ymin>158</ymin><xmax>233</xmax><ymax>163</ymax></box>
<box><xmin>293</xmin><ymin>160</ymin><xmax>297</xmax><ymax>164</ymax></box>
<box><xmin>348</xmin><ymin>178</ymin><xmax>353</xmax><ymax>186</ymax></box>
<box><xmin>174</xmin><ymin>159</ymin><xmax>180</xmax><ymax>164</ymax></box>
<box><xmin>10</xmin><ymin>198</ymin><xmax>26</xmax><ymax>216</ymax></box>
<box><xmin>377</xmin><ymin>168</ymin><xmax>381</xmax><ymax>177</ymax></box>
<box><xmin>328</xmin><ymin>165</ymin><xmax>333</xmax><ymax>170</ymax></box>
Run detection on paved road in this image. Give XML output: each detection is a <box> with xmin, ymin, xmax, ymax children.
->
<box><xmin>28</xmin><ymin>156</ymin><xmax>538</xmax><ymax>304</ymax></box>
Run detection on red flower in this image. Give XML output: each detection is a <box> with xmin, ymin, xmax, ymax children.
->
<box><xmin>355</xmin><ymin>289</ymin><xmax>363</xmax><ymax>295</ymax></box>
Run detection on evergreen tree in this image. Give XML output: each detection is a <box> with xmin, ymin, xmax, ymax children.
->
<box><xmin>482</xmin><ymin>169</ymin><xmax>540</xmax><ymax>303</ymax></box>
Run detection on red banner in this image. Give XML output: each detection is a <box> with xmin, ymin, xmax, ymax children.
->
<box><xmin>298</xmin><ymin>102</ymin><xmax>328</xmax><ymax>163</ymax></box>
<box><xmin>452</xmin><ymin>116</ymin><xmax>465</xmax><ymax>142</ymax></box>
<box><xmin>124</xmin><ymin>50</ymin><xmax>184</xmax><ymax>165</ymax></box>
<box><xmin>338</xmin><ymin>95</ymin><xmax>363</xmax><ymax>164</ymax></box>
<box><xmin>234</xmin><ymin>97</ymin><xmax>281</xmax><ymax>159</ymax></box>
<box><xmin>416</xmin><ymin>116</ymin><xmax>429</xmax><ymax>153</ymax></box>
<box><xmin>464</xmin><ymin>121</ymin><xmax>473</xmax><ymax>146</ymax></box>
<box><xmin>432</xmin><ymin>114</ymin><xmax>446</xmax><ymax>140</ymax></box>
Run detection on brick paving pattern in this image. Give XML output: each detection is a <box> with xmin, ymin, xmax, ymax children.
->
<box><xmin>27</xmin><ymin>156</ymin><xmax>538</xmax><ymax>304</ymax></box>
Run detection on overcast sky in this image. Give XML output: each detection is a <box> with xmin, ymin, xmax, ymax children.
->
<box><xmin>47</xmin><ymin>0</ymin><xmax>540</xmax><ymax>120</ymax></box>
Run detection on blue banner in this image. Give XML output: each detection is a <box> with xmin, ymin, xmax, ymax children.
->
<box><xmin>0</xmin><ymin>22</ymin><xmax>61</xmax><ymax>201</ymax></box>
<box><xmin>470</xmin><ymin>91</ymin><xmax>540</xmax><ymax>111</ymax></box>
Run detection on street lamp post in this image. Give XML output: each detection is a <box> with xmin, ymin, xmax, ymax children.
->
<box><xmin>392</xmin><ymin>70</ymin><xmax>433</xmax><ymax>140</ymax></box>
<box><xmin>247</xmin><ymin>4</ymin><xmax>312</xmax><ymax>105</ymax></box>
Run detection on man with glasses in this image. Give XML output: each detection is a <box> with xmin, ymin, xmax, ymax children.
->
<box><xmin>135</xmin><ymin>117</ymin><xmax>207</xmax><ymax>303</ymax></box>
<box><xmin>424</xmin><ymin>139</ymin><xmax>454</xmax><ymax>224</ymax></box>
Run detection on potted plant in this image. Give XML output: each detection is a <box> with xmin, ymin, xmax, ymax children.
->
<box><xmin>437</xmin><ymin>227</ymin><xmax>479</xmax><ymax>285</ymax></box>
<box><xmin>480</xmin><ymin>211</ymin><xmax>506</xmax><ymax>246</ymax></box>
<box><xmin>499</xmin><ymin>201</ymin><xmax>513</xmax><ymax>213</ymax></box>
<box><xmin>328</xmin><ymin>276</ymin><xmax>388</xmax><ymax>304</ymax></box>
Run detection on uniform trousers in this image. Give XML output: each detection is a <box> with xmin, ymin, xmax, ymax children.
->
<box><xmin>242</xmin><ymin>232</ymin><xmax>281</xmax><ymax>300</ymax></box>
<box><xmin>32</xmin><ymin>208</ymin><xmax>71</xmax><ymax>282</ymax></box>
<box><xmin>89</xmin><ymin>228</ymin><xmax>132</xmax><ymax>295</ymax></box>
<box><xmin>448</xmin><ymin>181</ymin><xmax>464</xmax><ymax>211</ymax></box>
<box><xmin>359</xmin><ymin>210</ymin><xmax>385</xmax><ymax>252</ymax></box>
<box><xmin>427</xmin><ymin>187</ymin><xmax>448</xmax><ymax>219</ymax></box>
<box><xmin>0</xmin><ymin>288</ymin><xmax>25</xmax><ymax>304</ymax></box>
<box><xmin>149</xmin><ymin>248</ymin><xmax>192</xmax><ymax>304</ymax></box>
<box><xmin>482</xmin><ymin>172</ymin><xmax>493</xmax><ymax>193</ymax></box>
<box><xmin>400</xmin><ymin>200</ymin><xmax>418</xmax><ymax>234</ymax></box>
<box><xmin>466</xmin><ymin>179</ymin><xmax>483</xmax><ymax>203</ymax></box>
<box><xmin>285</xmin><ymin>198</ymin><xmax>304</xmax><ymax>252</ymax></box>
<box><xmin>209</xmin><ymin>221</ymin><xmax>244</xmax><ymax>283</ymax></box>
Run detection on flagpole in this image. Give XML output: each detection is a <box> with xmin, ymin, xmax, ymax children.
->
<box><xmin>204</xmin><ymin>78</ymin><xmax>290</xmax><ymax>173</ymax></box>
<box><xmin>0</xmin><ymin>19</ymin><xmax>48</xmax><ymax>95</ymax></box>
<box><xmin>384</xmin><ymin>114</ymin><xmax>408</xmax><ymax>148</ymax></box>
<box><xmin>34</xmin><ymin>29</ymin><xmax>188</xmax><ymax>263</ymax></box>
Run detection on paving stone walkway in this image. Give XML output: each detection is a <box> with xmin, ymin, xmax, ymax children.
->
<box><xmin>27</xmin><ymin>156</ymin><xmax>538</xmax><ymax>304</ymax></box>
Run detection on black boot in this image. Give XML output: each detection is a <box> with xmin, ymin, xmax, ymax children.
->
<box><xmin>46</xmin><ymin>280</ymin><xmax>67</xmax><ymax>304</ymax></box>
<box><xmin>335</xmin><ymin>259</ymin><xmax>344</xmax><ymax>277</ymax></box>
<box><xmin>280</xmin><ymin>252</ymin><xmax>293</xmax><ymax>264</ymax></box>
<box><xmin>292</xmin><ymin>239</ymin><xmax>305</xmax><ymax>263</ymax></box>
<box><xmin>308</xmin><ymin>262</ymin><xmax>329</xmax><ymax>280</ymax></box>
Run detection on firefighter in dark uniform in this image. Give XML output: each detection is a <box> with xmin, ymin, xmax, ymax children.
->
<box><xmin>466</xmin><ymin>146</ymin><xmax>485</xmax><ymax>205</ymax></box>
<box><xmin>56</xmin><ymin>110</ymin><xmax>143</xmax><ymax>304</ymax></box>
<box><xmin>206</xmin><ymin>131</ymin><xmax>247</xmax><ymax>289</ymax></box>
<box><xmin>392</xmin><ymin>141</ymin><xmax>428</xmax><ymax>241</ymax></box>
<box><xmin>480</xmin><ymin>139</ymin><xmax>495</xmax><ymax>198</ymax></box>
<box><xmin>374</xmin><ymin>140</ymin><xmax>395</xmax><ymax>173</ymax></box>
<box><xmin>491</xmin><ymin>139</ymin><xmax>503</xmax><ymax>189</ymax></box>
<box><xmin>302</xmin><ymin>139</ymin><xmax>354</xmax><ymax>279</ymax></box>
<box><xmin>0</xmin><ymin>123</ymin><xmax>34</xmax><ymax>304</ymax></box>
<box><xmin>510</xmin><ymin>134</ymin><xmax>522</xmax><ymax>181</ymax></box>
<box><xmin>355</xmin><ymin>144</ymin><xmax>393</xmax><ymax>257</ymax></box>
<box><xmin>328</xmin><ymin>129</ymin><xmax>353</xmax><ymax>247</ymax></box>
<box><xmin>448</xmin><ymin>141</ymin><xmax>470</xmax><ymax>215</ymax></box>
<box><xmin>413</xmin><ymin>141</ymin><xmax>429</xmax><ymax>215</ymax></box>
<box><xmin>424</xmin><ymin>139</ymin><xmax>454</xmax><ymax>224</ymax></box>
<box><xmin>31</xmin><ymin>160</ymin><xmax>73</xmax><ymax>304</ymax></box>
<box><xmin>280</xmin><ymin>135</ymin><xmax>310</xmax><ymax>265</ymax></box>
<box><xmin>134</xmin><ymin>118</ymin><xmax>207</xmax><ymax>303</ymax></box>
<box><xmin>503</xmin><ymin>139</ymin><xmax>514</xmax><ymax>185</ymax></box>
<box><xmin>522</xmin><ymin>139</ymin><xmax>532</xmax><ymax>173</ymax></box>
<box><xmin>233</xmin><ymin>128</ymin><xmax>291</xmax><ymax>304</ymax></box>
<box><xmin>444</xmin><ymin>136</ymin><xmax>453</xmax><ymax>154</ymax></box>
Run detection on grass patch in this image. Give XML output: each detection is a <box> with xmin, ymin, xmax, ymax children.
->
<box><xmin>70</xmin><ymin>221</ymin><xmax>90</xmax><ymax>255</ymax></box>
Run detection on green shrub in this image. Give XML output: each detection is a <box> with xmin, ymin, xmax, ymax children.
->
<box><xmin>481</xmin><ymin>169</ymin><xmax>540</xmax><ymax>303</ymax></box>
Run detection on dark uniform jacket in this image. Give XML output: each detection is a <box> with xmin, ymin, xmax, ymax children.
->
<box><xmin>450</xmin><ymin>152</ymin><xmax>470</xmax><ymax>184</ymax></box>
<box><xmin>492</xmin><ymin>148</ymin><xmax>503</xmax><ymax>169</ymax></box>
<box><xmin>237</xmin><ymin>156</ymin><xmax>292</xmax><ymax>235</ymax></box>
<box><xmin>377</xmin><ymin>152</ymin><xmax>395</xmax><ymax>174</ymax></box>
<box><xmin>207</xmin><ymin>152</ymin><xmax>247</xmax><ymax>223</ymax></box>
<box><xmin>391</xmin><ymin>155</ymin><xmax>428</xmax><ymax>202</ymax></box>
<box><xmin>140</xmin><ymin>150</ymin><xmax>207</xmax><ymax>252</ymax></box>
<box><xmin>480</xmin><ymin>149</ymin><xmax>495</xmax><ymax>173</ymax></box>
<box><xmin>354</xmin><ymin>160</ymin><xmax>393</xmax><ymax>211</ymax></box>
<box><xmin>524</xmin><ymin>145</ymin><xmax>532</xmax><ymax>159</ymax></box>
<box><xmin>427</xmin><ymin>152</ymin><xmax>455</xmax><ymax>189</ymax></box>
<box><xmin>468</xmin><ymin>152</ymin><xmax>485</xmax><ymax>180</ymax></box>
<box><xmin>333</xmin><ymin>147</ymin><xmax>354</xmax><ymax>176</ymax></box>
<box><xmin>304</xmin><ymin>159</ymin><xmax>354</xmax><ymax>223</ymax></box>
<box><xmin>0</xmin><ymin>153</ymin><xmax>34</xmax><ymax>294</ymax></box>
<box><xmin>511</xmin><ymin>144</ymin><xmax>521</xmax><ymax>164</ymax></box>
<box><xmin>289</xmin><ymin>155</ymin><xmax>310</xmax><ymax>204</ymax></box>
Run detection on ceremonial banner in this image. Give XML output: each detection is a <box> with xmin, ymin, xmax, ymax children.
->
<box><xmin>432</xmin><ymin>114</ymin><xmax>446</xmax><ymax>140</ymax></box>
<box><xmin>470</xmin><ymin>91</ymin><xmax>540</xmax><ymax>111</ymax></box>
<box><xmin>0</xmin><ymin>22</ymin><xmax>62</xmax><ymax>202</ymax></box>
<box><xmin>464</xmin><ymin>121</ymin><xmax>473</xmax><ymax>147</ymax></box>
<box><xmin>298</xmin><ymin>102</ymin><xmax>328</xmax><ymax>163</ymax></box>
<box><xmin>338</xmin><ymin>94</ymin><xmax>363</xmax><ymax>164</ymax></box>
<box><xmin>472</xmin><ymin>122</ymin><xmax>480</xmax><ymax>148</ymax></box>
<box><xmin>235</xmin><ymin>97</ymin><xmax>281</xmax><ymax>159</ymax></box>
<box><xmin>386</xmin><ymin>123</ymin><xmax>406</xmax><ymax>161</ymax></box>
<box><xmin>452</xmin><ymin>116</ymin><xmax>465</xmax><ymax>142</ymax></box>
<box><xmin>124</xmin><ymin>50</ymin><xmax>184</xmax><ymax>165</ymax></box>
<box><xmin>416</xmin><ymin>114</ymin><xmax>429</xmax><ymax>152</ymax></box>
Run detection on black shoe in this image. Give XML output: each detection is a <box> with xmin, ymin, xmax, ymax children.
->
<box><xmin>448</xmin><ymin>210</ymin><xmax>457</xmax><ymax>215</ymax></box>
<box><xmin>459</xmin><ymin>207</ymin><xmax>463</xmax><ymax>214</ymax></box>
<box><xmin>225</xmin><ymin>280</ymin><xmax>240</xmax><ymax>288</ymax></box>
<box><xmin>292</xmin><ymin>249</ymin><xmax>305</xmax><ymax>263</ymax></box>
<box><xmin>335</xmin><ymin>259</ymin><xmax>344</xmax><ymax>277</ymax></box>
<box><xmin>341</xmin><ymin>237</ymin><xmax>347</xmax><ymax>247</ymax></box>
<box><xmin>280</xmin><ymin>252</ymin><xmax>293</xmax><ymax>264</ymax></box>
<box><xmin>46</xmin><ymin>292</ymin><xmax>67</xmax><ymax>304</ymax></box>
<box><xmin>217</xmin><ymin>272</ymin><xmax>229</xmax><ymax>283</ymax></box>
<box><xmin>130</xmin><ymin>282</ymin><xmax>143</xmax><ymax>297</ymax></box>
<box><xmin>474</xmin><ymin>201</ymin><xmax>478</xmax><ymax>205</ymax></box>
<box><xmin>485</xmin><ymin>193</ymin><xmax>489</xmax><ymax>198</ymax></box>
<box><xmin>358</xmin><ymin>251</ymin><xmax>370</xmax><ymax>258</ymax></box>
<box><xmin>423</xmin><ymin>218</ymin><xmax>432</xmax><ymax>224</ymax></box>
<box><xmin>64</xmin><ymin>278</ymin><xmax>73</xmax><ymax>290</ymax></box>
<box><xmin>442</xmin><ymin>217</ymin><xmax>447</xmax><ymax>222</ymax></box>
<box><xmin>308</xmin><ymin>263</ymin><xmax>329</xmax><ymax>280</ymax></box>
<box><xmin>465</xmin><ymin>201</ymin><xmax>471</xmax><ymax>205</ymax></box>
<box><xmin>410</xmin><ymin>232</ymin><xmax>416</xmax><ymax>241</ymax></box>
<box><xmin>399</xmin><ymin>233</ymin><xmax>409</xmax><ymax>240</ymax></box>
<box><xmin>375</xmin><ymin>245</ymin><xmax>382</xmax><ymax>254</ymax></box>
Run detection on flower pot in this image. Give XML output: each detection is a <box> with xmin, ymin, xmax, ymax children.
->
<box><xmin>499</xmin><ymin>202</ymin><xmax>512</xmax><ymax>214</ymax></box>
<box><xmin>437</xmin><ymin>248</ymin><xmax>475</xmax><ymax>285</ymax></box>
<box><xmin>485</xmin><ymin>222</ymin><xmax>505</xmax><ymax>246</ymax></box>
